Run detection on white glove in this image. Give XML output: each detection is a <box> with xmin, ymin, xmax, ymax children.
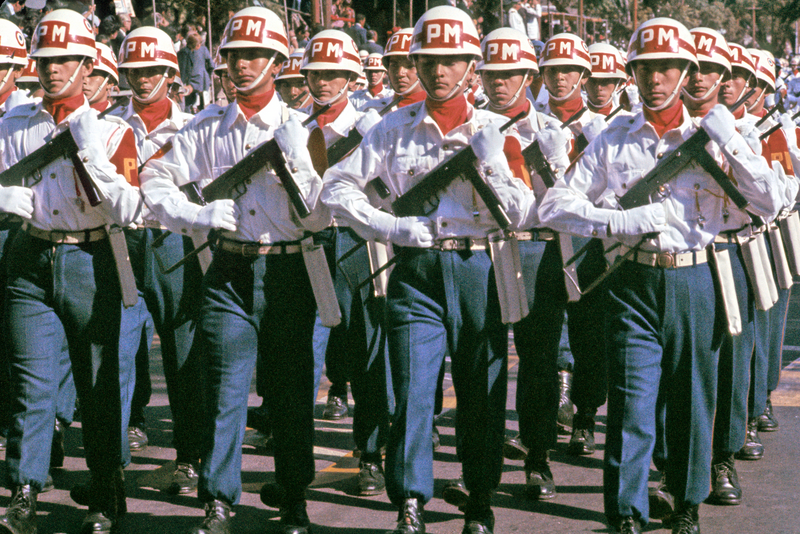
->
<box><xmin>4</xmin><ymin>90</ymin><xmax>33</xmax><ymax>112</ymax></box>
<box><xmin>69</xmin><ymin>109</ymin><xmax>103</xmax><ymax>153</ymax></box>
<box><xmin>273</xmin><ymin>114</ymin><xmax>310</xmax><ymax>161</ymax></box>
<box><xmin>535</xmin><ymin>124</ymin><xmax>571</xmax><ymax>173</ymax></box>
<box><xmin>701</xmin><ymin>104</ymin><xmax>736</xmax><ymax>146</ymax></box>
<box><xmin>582</xmin><ymin>115</ymin><xmax>607</xmax><ymax>145</ymax></box>
<box><xmin>355</xmin><ymin>108</ymin><xmax>382</xmax><ymax>136</ymax></box>
<box><xmin>0</xmin><ymin>186</ymin><xmax>34</xmax><ymax>219</ymax></box>
<box><xmin>779</xmin><ymin>112</ymin><xmax>799</xmax><ymax>146</ymax></box>
<box><xmin>470</xmin><ymin>122</ymin><xmax>506</xmax><ymax>163</ymax></box>
<box><xmin>192</xmin><ymin>199</ymin><xmax>238</xmax><ymax>232</ymax></box>
<box><xmin>736</xmin><ymin>121</ymin><xmax>762</xmax><ymax>154</ymax></box>
<box><xmin>371</xmin><ymin>210</ymin><xmax>434</xmax><ymax>248</ymax></box>
<box><xmin>625</xmin><ymin>84</ymin><xmax>640</xmax><ymax>106</ymax></box>
<box><xmin>607</xmin><ymin>203</ymin><xmax>667</xmax><ymax>237</ymax></box>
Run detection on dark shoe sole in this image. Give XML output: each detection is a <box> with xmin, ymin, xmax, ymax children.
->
<box><xmin>526</xmin><ymin>488</ymin><xmax>557</xmax><ymax>501</ymax></box>
<box><xmin>567</xmin><ymin>443</ymin><xmax>595</xmax><ymax>456</ymax></box>
<box><xmin>502</xmin><ymin>441</ymin><xmax>528</xmax><ymax>461</ymax></box>
<box><xmin>757</xmin><ymin>421</ymin><xmax>779</xmax><ymax>432</ymax></box>
<box><xmin>734</xmin><ymin>449</ymin><xmax>764</xmax><ymax>461</ymax></box>
<box><xmin>706</xmin><ymin>493</ymin><xmax>742</xmax><ymax>506</ymax></box>
<box><xmin>648</xmin><ymin>491</ymin><xmax>674</xmax><ymax>521</ymax></box>
<box><xmin>442</xmin><ymin>485</ymin><xmax>469</xmax><ymax>509</ymax></box>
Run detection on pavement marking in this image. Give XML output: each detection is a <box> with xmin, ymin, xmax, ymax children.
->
<box><xmin>772</xmin><ymin>355</ymin><xmax>800</xmax><ymax>407</ymax></box>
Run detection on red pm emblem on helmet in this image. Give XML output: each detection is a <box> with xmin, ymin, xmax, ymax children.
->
<box><xmin>227</xmin><ymin>16</ymin><xmax>267</xmax><ymax>43</ymax></box>
<box><xmin>420</xmin><ymin>20</ymin><xmax>463</xmax><ymax>47</ymax></box>
<box><xmin>485</xmin><ymin>39</ymin><xmax>521</xmax><ymax>63</ymax></box>
<box><xmin>591</xmin><ymin>52</ymin><xmax>616</xmax><ymax>72</ymax></box>
<box><xmin>387</xmin><ymin>32</ymin><xmax>412</xmax><ymax>52</ymax></box>
<box><xmin>634</xmin><ymin>25</ymin><xmax>691</xmax><ymax>55</ymax></box>
<box><xmin>309</xmin><ymin>38</ymin><xmax>348</xmax><ymax>63</ymax></box>
<box><xmin>36</xmin><ymin>21</ymin><xmax>70</xmax><ymax>49</ymax></box>
<box><xmin>123</xmin><ymin>36</ymin><xmax>158</xmax><ymax>62</ymax></box>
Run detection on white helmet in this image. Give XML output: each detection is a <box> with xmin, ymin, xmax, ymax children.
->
<box><xmin>626</xmin><ymin>18</ymin><xmax>698</xmax><ymax>74</ymax></box>
<box><xmin>690</xmin><ymin>28</ymin><xmax>731</xmax><ymax>75</ymax></box>
<box><xmin>384</xmin><ymin>27</ymin><xmax>414</xmax><ymax>61</ymax></box>
<box><xmin>749</xmin><ymin>49</ymin><xmax>776</xmax><ymax>92</ymax></box>
<box><xmin>220</xmin><ymin>6</ymin><xmax>289</xmax><ymax>59</ymax></box>
<box><xmin>728</xmin><ymin>43</ymin><xmax>756</xmax><ymax>78</ymax></box>
<box><xmin>588</xmin><ymin>43</ymin><xmax>625</xmax><ymax>79</ymax></box>
<box><xmin>409</xmin><ymin>6</ymin><xmax>481</xmax><ymax>58</ymax></box>
<box><xmin>365</xmin><ymin>52</ymin><xmax>386</xmax><ymax>72</ymax></box>
<box><xmin>301</xmin><ymin>29</ymin><xmax>362</xmax><ymax>76</ymax></box>
<box><xmin>540</xmin><ymin>33</ymin><xmax>591</xmax><ymax>72</ymax></box>
<box><xmin>276</xmin><ymin>48</ymin><xmax>305</xmax><ymax>81</ymax></box>
<box><xmin>93</xmin><ymin>42</ymin><xmax>119</xmax><ymax>84</ymax></box>
<box><xmin>31</xmin><ymin>9</ymin><xmax>97</xmax><ymax>60</ymax></box>
<box><xmin>16</xmin><ymin>57</ymin><xmax>38</xmax><ymax>83</ymax></box>
<box><xmin>119</xmin><ymin>27</ymin><xmax>179</xmax><ymax>71</ymax></box>
<box><xmin>477</xmin><ymin>28</ymin><xmax>538</xmax><ymax>73</ymax></box>
<box><xmin>359</xmin><ymin>49</ymin><xmax>369</xmax><ymax>68</ymax></box>
<box><xmin>0</xmin><ymin>19</ymin><xmax>28</xmax><ymax>66</ymax></box>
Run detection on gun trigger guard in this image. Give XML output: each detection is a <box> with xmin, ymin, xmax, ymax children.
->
<box><xmin>233</xmin><ymin>181</ymin><xmax>248</xmax><ymax>200</ymax></box>
<box><xmin>653</xmin><ymin>182</ymin><xmax>672</xmax><ymax>202</ymax></box>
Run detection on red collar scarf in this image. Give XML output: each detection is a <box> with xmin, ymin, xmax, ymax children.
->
<box><xmin>236</xmin><ymin>88</ymin><xmax>275</xmax><ymax>121</ymax></box>
<box><xmin>589</xmin><ymin>101</ymin><xmax>614</xmax><ymax>116</ymax></box>
<box><xmin>499</xmin><ymin>98</ymin><xmax>530</xmax><ymax>120</ymax></box>
<box><xmin>0</xmin><ymin>87</ymin><xmax>16</xmax><ymax>108</ymax></box>
<box><xmin>91</xmin><ymin>99</ymin><xmax>111</xmax><ymax>112</ymax></box>
<box><xmin>133</xmin><ymin>97</ymin><xmax>172</xmax><ymax>133</ymax></box>
<box><xmin>398</xmin><ymin>89</ymin><xmax>426</xmax><ymax>108</ymax></box>
<box><xmin>732</xmin><ymin>104</ymin><xmax>746</xmax><ymax>120</ymax></box>
<box><xmin>643</xmin><ymin>99</ymin><xmax>685</xmax><ymax>138</ymax></box>
<box><xmin>548</xmin><ymin>94</ymin><xmax>583</xmax><ymax>124</ymax></box>
<box><xmin>314</xmin><ymin>96</ymin><xmax>348</xmax><ymax>128</ymax></box>
<box><xmin>368</xmin><ymin>81</ymin><xmax>384</xmax><ymax>97</ymax></box>
<box><xmin>426</xmin><ymin>94</ymin><xmax>469</xmax><ymax>136</ymax></box>
<box><xmin>43</xmin><ymin>93</ymin><xmax>85</xmax><ymax>124</ymax></box>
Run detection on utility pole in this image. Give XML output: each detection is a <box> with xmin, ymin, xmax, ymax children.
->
<box><xmin>748</xmin><ymin>1</ymin><xmax>759</xmax><ymax>46</ymax></box>
<box><xmin>632</xmin><ymin>0</ymin><xmax>637</xmax><ymax>32</ymax></box>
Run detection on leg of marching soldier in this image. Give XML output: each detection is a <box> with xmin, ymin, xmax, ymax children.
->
<box><xmin>385</xmin><ymin>249</ymin><xmax>448</xmax><ymax>506</ymax></box>
<box><xmin>0</xmin><ymin>224</ymin><xmax>15</xmax><ymax>448</ymax></box>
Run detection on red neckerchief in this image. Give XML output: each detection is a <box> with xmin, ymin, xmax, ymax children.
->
<box><xmin>753</xmin><ymin>108</ymin><xmax>766</xmax><ymax>118</ymax></box>
<box><xmin>314</xmin><ymin>96</ymin><xmax>348</xmax><ymax>128</ymax></box>
<box><xmin>500</xmin><ymin>98</ymin><xmax>530</xmax><ymax>121</ymax></box>
<box><xmin>0</xmin><ymin>87</ymin><xmax>16</xmax><ymax>108</ymax></box>
<box><xmin>133</xmin><ymin>97</ymin><xmax>172</xmax><ymax>133</ymax></box>
<box><xmin>398</xmin><ymin>89</ymin><xmax>426</xmax><ymax>108</ymax></box>
<box><xmin>732</xmin><ymin>105</ymin><xmax>746</xmax><ymax>120</ymax></box>
<box><xmin>426</xmin><ymin>94</ymin><xmax>468</xmax><ymax>136</ymax></box>
<box><xmin>466</xmin><ymin>84</ymin><xmax>477</xmax><ymax>105</ymax></box>
<box><xmin>91</xmin><ymin>99</ymin><xmax>111</xmax><ymax>112</ymax></box>
<box><xmin>236</xmin><ymin>88</ymin><xmax>275</xmax><ymax>121</ymax></box>
<box><xmin>548</xmin><ymin>94</ymin><xmax>583</xmax><ymax>123</ymax></box>
<box><xmin>368</xmin><ymin>81</ymin><xmax>384</xmax><ymax>97</ymax></box>
<box><xmin>43</xmin><ymin>93</ymin><xmax>85</xmax><ymax>124</ymax></box>
<box><xmin>686</xmin><ymin>103</ymin><xmax>711</xmax><ymax>118</ymax></box>
<box><xmin>643</xmin><ymin>99</ymin><xmax>685</xmax><ymax>138</ymax></box>
<box><xmin>589</xmin><ymin>101</ymin><xmax>614</xmax><ymax>116</ymax></box>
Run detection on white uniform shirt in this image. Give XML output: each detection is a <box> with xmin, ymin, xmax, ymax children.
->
<box><xmin>507</xmin><ymin>8</ymin><xmax>526</xmax><ymax>35</ymax></box>
<box><xmin>522</xmin><ymin>3</ymin><xmax>542</xmax><ymax>40</ymax></box>
<box><xmin>322</xmin><ymin>101</ymin><xmax>536</xmax><ymax>241</ymax></box>
<box><xmin>139</xmin><ymin>95</ymin><xmax>331</xmax><ymax>244</ymax></box>
<box><xmin>0</xmin><ymin>99</ymin><xmax>141</xmax><ymax>231</ymax></box>
<box><xmin>749</xmin><ymin>113</ymin><xmax>800</xmax><ymax>209</ymax></box>
<box><xmin>538</xmin><ymin>106</ymin><xmax>783</xmax><ymax>252</ymax></box>
<box><xmin>304</xmin><ymin>98</ymin><xmax>362</xmax><ymax>148</ymax></box>
<box><xmin>350</xmin><ymin>86</ymin><xmax>394</xmax><ymax>111</ymax></box>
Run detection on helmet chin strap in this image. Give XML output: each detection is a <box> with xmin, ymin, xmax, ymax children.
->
<box><xmin>636</xmin><ymin>64</ymin><xmax>690</xmax><ymax>112</ymax></box>
<box><xmin>88</xmin><ymin>75</ymin><xmax>109</xmax><ymax>104</ymax></box>
<box><xmin>233</xmin><ymin>51</ymin><xmax>277</xmax><ymax>93</ymax></box>
<box><xmin>132</xmin><ymin>68</ymin><xmax>170</xmax><ymax>104</ymax></box>
<box><xmin>395</xmin><ymin>78</ymin><xmax>420</xmax><ymax>97</ymax></box>
<box><xmin>548</xmin><ymin>70</ymin><xmax>584</xmax><ymax>103</ymax></box>
<box><xmin>746</xmin><ymin>86</ymin><xmax>766</xmax><ymax>114</ymax></box>
<box><xmin>0</xmin><ymin>66</ymin><xmax>15</xmax><ymax>93</ymax></box>
<box><xmin>419</xmin><ymin>58</ymin><xmax>475</xmax><ymax>102</ymax></box>
<box><xmin>680</xmin><ymin>76</ymin><xmax>723</xmax><ymax>104</ymax></box>
<box><xmin>43</xmin><ymin>59</ymin><xmax>84</xmax><ymax>99</ymax></box>
<box><xmin>586</xmin><ymin>80</ymin><xmax>622</xmax><ymax>109</ymax></box>
<box><xmin>310</xmin><ymin>78</ymin><xmax>349</xmax><ymax>106</ymax></box>
<box><xmin>488</xmin><ymin>71</ymin><xmax>529</xmax><ymax>112</ymax></box>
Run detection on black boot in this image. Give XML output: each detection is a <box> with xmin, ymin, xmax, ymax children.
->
<box><xmin>187</xmin><ymin>500</ymin><xmax>231</xmax><ymax>534</ymax></box>
<box><xmin>757</xmin><ymin>395</ymin><xmax>779</xmax><ymax>432</ymax></box>
<box><xmin>442</xmin><ymin>478</ymin><xmax>469</xmax><ymax>510</ymax></box>
<box><xmin>0</xmin><ymin>485</ymin><xmax>38</xmax><ymax>534</ymax></box>
<box><xmin>735</xmin><ymin>418</ymin><xmax>764</xmax><ymax>461</ymax></box>
<box><xmin>525</xmin><ymin>449</ymin><xmax>556</xmax><ymax>500</ymax></box>
<box><xmin>391</xmin><ymin>498</ymin><xmax>424</xmax><ymax>534</ymax></box>
<box><xmin>670</xmin><ymin>504</ymin><xmax>700</xmax><ymax>534</ymax></box>
<box><xmin>708</xmin><ymin>454</ymin><xmax>741</xmax><ymax>505</ymax></box>
<box><xmin>557</xmin><ymin>370</ymin><xmax>574</xmax><ymax>434</ymax></box>
<box><xmin>502</xmin><ymin>433</ymin><xmax>528</xmax><ymax>461</ymax></box>
<box><xmin>648</xmin><ymin>472</ymin><xmax>674</xmax><ymax>523</ymax></box>
<box><xmin>568</xmin><ymin>410</ymin><xmax>596</xmax><ymax>456</ymax></box>
<box><xmin>279</xmin><ymin>496</ymin><xmax>313</xmax><ymax>534</ymax></box>
<box><xmin>51</xmin><ymin>418</ymin><xmax>66</xmax><ymax>468</ymax></box>
<box><xmin>462</xmin><ymin>491</ymin><xmax>494</xmax><ymax>534</ymax></box>
<box><xmin>80</xmin><ymin>468</ymin><xmax>126</xmax><ymax>534</ymax></box>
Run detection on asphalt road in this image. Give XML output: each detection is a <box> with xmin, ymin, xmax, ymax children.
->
<box><xmin>2</xmin><ymin>295</ymin><xmax>799</xmax><ymax>534</ymax></box>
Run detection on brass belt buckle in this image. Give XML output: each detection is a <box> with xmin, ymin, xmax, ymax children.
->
<box><xmin>657</xmin><ymin>252</ymin><xmax>674</xmax><ymax>268</ymax></box>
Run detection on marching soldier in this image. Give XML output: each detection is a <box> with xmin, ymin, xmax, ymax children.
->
<box><xmin>350</xmin><ymin>52</ymin><xmax>392</xmax><ymax>110</ymax></box>
<box><xmin>84</xmin><ymin>42</ymin><xmax>118</xmax><ymax>112</ymax></box>
<box><xmin>361</xmin><ymin>28</ymin><xmax>426</xmax><ymax>113</ymax></box>
<box><xmin>275</xmin><ymin>49</ymin><xmax>310</xmax><ymax>110</ymax></box>
<box><xmin>139</xmin><ymin>7</ymin><xmax>329</xmax><ymax>533</ymax></box>
<box><xmin>323</xmin><ymin>6</ymin><xmax>536</xmax><ymax>533</ymax></box>
<box><xmin>539</xmin><ymin>17</ymin><xmax>781</xmax><ymax>534</ymax></box>
<box><xmin>585</xmin><ymin>43</ymin><xmax>627</xmax><ymax>115</ymax></box>
<box><xmin>14</xmin><ymin>58</ymin><xmax>43</xmax><ymax>99</ymax></box>
<box><xmin>0</xmin><ymin>9</ymin><xmax>142</xmax><ymax>534</ymax></box>
<box><xmin>213</xmin><ymin>45</ymin><xmax>237</xmax><ymax>104</ymax></box>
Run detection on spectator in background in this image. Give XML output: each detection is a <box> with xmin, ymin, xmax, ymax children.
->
<box><xmin>522</xmin><ymin>0</ymin><xmax>541</xmax><ymax>40</ymax></box>
<box><xmin>100</xmin><ymin>15</ymin><xmax>122</xmax><ymax>56</ymax></box>
<box><xmin>1</xmin><ymin>0</ymin><xmax>24</xmax><ymax>19</ymax></box>
<box><xmin>118</xmin><ymin>13</ymin><xmax>131</xmax><ymax>37</ymax></box>
<box><xmin>177</xmin><ymin>31</ymin><xmax>212</xmax><ymax>112</ymax></box>
<box><xmin>297</xmin><ymin>26</ymin><xmax>311</xmax><ymax>47</ymax></box>
<box><xmin>507</xmin><ymin>0</ymin><xmax>526</xmax><ymax>35</ymax></box>
<box><xmin>349</xmin><ymin>13</ymin><xmax>367</xmax><ymax>49</ymax></box>
<box><xmin>362</xmin><ymin>30</ymin><xmax>382</xmax><ymax>54</ymax></box>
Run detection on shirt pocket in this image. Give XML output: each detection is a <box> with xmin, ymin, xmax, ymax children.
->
<box><xmin>391</xmin><ymin>155</ymin><xmax>437</xmax><ymax>197</ymax></box>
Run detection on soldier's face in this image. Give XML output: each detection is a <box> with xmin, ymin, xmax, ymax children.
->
<box><xmin>82</xmin><ymin>73</ymin><xmax>108</xmax><ymax>103</ymax></box>
<box><xmin>276</xmin><ymin>78</ymin><xmax>308</xmax><ymax>109</ymax></box>
<box><xmin>480</xmin><ymin>69</ymin><xmax>530</xmax><ymax>109</ymax></box>
<box><xmin>0</xmin><ymin>63</ymin><xmax>21</xmax><ymax>95</ymax></box>
<box><xmin>219</xmin><ymin>70</ymin><xmax>236</xmax><ymax>102</ymax></box>
<box><xmin>386</xmin><ymin>56</ymin><xmax>418</xmax><ymax>94</ymax></box>
<box><xmin>227</xmin><ymin>48</ymin><xmax>282</xmax><ymax>94</ymax></box>
<box><xmin>542</xmin><ymin>65</ymin><xmax>585</xmax><ymax>99</ymax></box>
<box><xmin>585</xmin><ymin>77</ymin><xmax>619</xmax><ymax>107</ymax></box>
<box><xmin>719</xmin><ymin>67</ymin><xmax>752</xmax><ymax>107</ymax></box>
<box><xmin>632</xmin><ymin>59</ymin><xmax>688</xmax><ymax>108</ymax></box>
<box><xmin>127</xmin><ymin>66</ymin><xmax>174</xmax><ymax>101</ymax></box>
<box><xmin>306</xmin><ymin>69</ymin><xmax>350</xmax><ymax>102</ymax></box>
<box><xmin>36</xmin><ymin>55</ymin><xmax>92</xmax><ymax>98</ymax></box>
<box><xmin>685</xmin><ymin>62</ymin><xmax>725</xmax><ymax>103</ymax></box>
<box><xmin>414</xmin><ymin>54</ymin><xmax>474</xmax><ymax>100</ymax></box>
<box><xmin>367</xmin><ymin>70</ymin><xmax>383</xmax><ymax>86</ymax></box>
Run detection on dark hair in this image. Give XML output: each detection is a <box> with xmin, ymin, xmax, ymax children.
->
<box><xmin>356</xmin><ymin>13</ymin><xmax>365</xmax><ymax>22</ymax></box>
<box><xmin>99</xmin><ymin>15</ymin><xmax>120</xmax><ymax>36</ymax></box>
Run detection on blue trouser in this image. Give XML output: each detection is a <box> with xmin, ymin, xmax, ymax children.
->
<box><xmin>384</xmin><ymin>247</ymin><xmax>507</xmax><ymax>506</ymax></box>
<box><xmin>142</xmin><ymin>229</ymin><xmax>204</xmax><ymax>463</ymax></box>
<box><xmin>603</xmin><ymin>260</ymin><xmax>721</xmax><ymax>526</ymax></box>
<box><xmin>196</xmin><ymin>248</ymin><xmax>317</xmax><ymax>505</ymax></box>
<box><xmin>712</xmin><ymin>243</ymin><xmax>756</xmax><ymax>456</ymax></box>
<box><xmin>0</xmin><ymin>223</ymin><xmax>19</xmax><ymax>436</ymax></box>
<box><xmin>513</xmin><ymin>239</ymin><xmax>563</xmax><ymax>454</ymax></box>
<box><xmin>5</xmin><ymin>231</ymin><xmax>132</xmax><ymax>489</ymax></box>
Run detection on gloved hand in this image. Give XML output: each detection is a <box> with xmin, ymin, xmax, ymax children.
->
<box><xmin>470</xmin><ymin>122</ymin><xmax>506</xmax><ymax>163</ymax></box>
<box><xmin>0</xmin><ymin>186</ymin><xmax>34</xmax><ymax>219</ymax></box>
<box><xmin>355</xmin><ymin>108</ymin><xmax>382</xmax><ymax>136</ymax></box>
<box><xmin>4</xmin><ymin>90</ymin><xmax>33</xmax><ymax>112</ymax></box>
<box><xmin>625</xmin><ymin>84</ymin><xmax>640</xmax><ymax>106</ymax></box>
<box><xmin>701</xmin><ymin>104</ymin><xmax>736</xmax><ymax>146</ymax></box>
<box><xmin>582</xmin><ymin>115</ymin><xmax>607</xmax><ymax>145</ymax></box>
<box><xmin>535</xmin><ymin>124</ymin><xmax>570</xmax><ymax>173</ymax></box>
<box><xmin>274</xmin><ymin>114</ymin><xmax>310</xmax><ymax>160</ymax></box>
<box><xmin>736</xmin><ymin>121</ymin><xmax>762</xmax><ymax>154</ymax></box>
<box><xmin>607</xmin><ymin>203</ymin><xmax>667</xmax><ymax>237</ymax></box>
<box><xmin>192</xmin><ymin>199</ymin><xmax>238</xmax><ymax>232</ymax></box>
<box><xmin>69</xmin><ymin>109</ymin><xmax>104</xmax><ymax>153</ymax></box>
<box><xmin>370</xmin><ymin>210</ymin><xmax>434</xmax><ymax>248</ymax></box>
